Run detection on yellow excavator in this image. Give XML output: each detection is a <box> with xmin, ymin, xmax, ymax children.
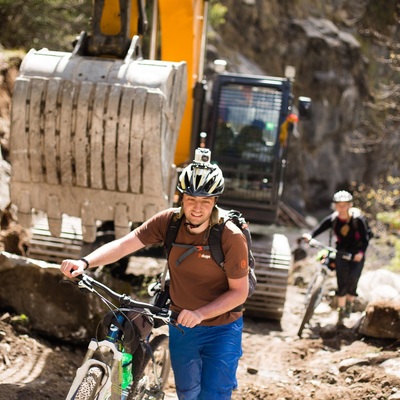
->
<box><xmin>9</xmin><ymin>0</ymin><xmax>311</xmax><ymax>319</ymax></box>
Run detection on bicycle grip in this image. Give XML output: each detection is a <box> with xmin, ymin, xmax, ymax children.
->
<box><xmin>170</xmin><ymin>310</ymin><xmax>180</xmax><ymax>322</ymax></box>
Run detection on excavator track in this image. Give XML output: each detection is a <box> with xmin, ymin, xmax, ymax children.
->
<box><xmin>244</xmin><ymin>234</ymin><xmax>291</xmax><ymax>320</ymax></box>
<box><xmin>27</xmin><ymin>215</ymin><xmax>83</xmax><ymax>264</ymax></box>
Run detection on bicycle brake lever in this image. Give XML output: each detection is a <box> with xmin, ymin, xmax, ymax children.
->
<box><xmin>166</xmin><ymin>311</ymin><xmax>184</xmax><ymax>333</ymax></box>
<box><xmin>170</xmin><ymin>320</ymin><xmax>184</xmax><ymax>334</ymax></box>
<box><xmin>59</xmin><ymin>278</ymin><xmax>76</xmax><ymax>285</ymax></box>
<box><xmin>308</xmin><ymin>238</ymin><xmax>317</xmax><ymax>247</ymax></box>
<box><xmin>77</xmin><ymin>277</ymin><xmax>95</xmax><ymax>292</ymax></box>
<box><xmin>59</xmin><ymin>277</ymin><xmax>81</xmax><ymax>286</ymax></box>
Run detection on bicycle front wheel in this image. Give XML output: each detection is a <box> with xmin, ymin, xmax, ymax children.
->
<box><xmin>297</xmin><ymin>273</ymin><xmax>325</xmax><ymax>337</ymax></box>
<box><xmin>129</xmin><ymin>334</ymin><xmax>171</xmax><ymax>400</ymax></box>
<box><xmin>71</xmin><ymin>365</ymin><xmax>105</xmax><ymax>400</ymax></box>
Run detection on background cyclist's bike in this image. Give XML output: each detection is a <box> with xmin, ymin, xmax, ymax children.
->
<box><xmin>64</xmin><ymin>274</ymin><xmax>179</xmax><ymax>400</ymax></box>
<box><xmin>297</xmin><ymin>238</ymin><xmax>352</xmax><ymax>338</ymax></box>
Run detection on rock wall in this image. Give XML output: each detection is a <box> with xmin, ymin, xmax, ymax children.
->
<box><xmin>210</xmin><ymin>0</ymin><xmax>398</xmax><ymax>212</ymax></box>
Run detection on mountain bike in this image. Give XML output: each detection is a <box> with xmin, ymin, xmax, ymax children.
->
<box><xmin>64</xmin><ymin>274</ymin><xmax>179</xmax><ymax>400</ymax></box>
<box><xmin>297</xmin><ymin>238</ymin><xmax>352</xmax><ymax>338</ymax></box>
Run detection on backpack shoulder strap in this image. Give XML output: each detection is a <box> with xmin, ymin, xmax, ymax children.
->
<box><xmin>350</xmin><ymin>208</ymin><xmax>363</xmax><ymax>229</ymax></box>
<box><xmin>329</xmin><ymin>212</ymin><xmax>337</xmax><ymax>246</ymax></box>
<box><xmin>207</xmin><ymin>206</ymin><xmax>231</xmax><ymax>268</ymax></box>
<box><xmin>351</xmin><ymin>212</ymin><xmax>371</xmax><ymax>239</ymax></box>
<box><xmin>208</xmin><ymin>209</ymin><xmax>244</xmax><ymax>269</ymax></box>
<box><xmin>350</xmin><ymin>207</ymin><xmax>371</xmax><ymax>233</ymax></box>
<box><xmin>208</xmin><ymin>222</ymin><xmax>225</xmax><ymax>267</ymax></box>
<box><xmin>164</xmin><ymin>208</ymin><xmax>183</xmax><ymax>257</ymax></box>
<box><xmin>351</xmin><ymin>214</ymin><xmax>358</xmax><ymax>231</ymax></box>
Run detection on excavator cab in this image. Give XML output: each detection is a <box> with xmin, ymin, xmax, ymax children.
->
<box><xmin>204</xmin><ymin>73</ymin><xmax>309</xmax><ymax>224</ymax></box>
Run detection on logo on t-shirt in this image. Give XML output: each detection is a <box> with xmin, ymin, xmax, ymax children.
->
<box><xmin>199</xmin><ymin>253</ymin><xmax>211</xmax><ymax>260</ymax></box>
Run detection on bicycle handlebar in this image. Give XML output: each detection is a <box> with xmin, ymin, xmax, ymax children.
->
<box><xmin>73</xmin><ymin>274</ymin><xmax>180</xmax><ymax>322</ymax></box>
<box><xmin>307</xmin><ymin>238</ymin><xmax>352</xmax><ymax>261</ymax></box>
<box><xmin>308</xmin><ymin>238</ymin><xmax>336</xmax><ymax>253</ymax></box>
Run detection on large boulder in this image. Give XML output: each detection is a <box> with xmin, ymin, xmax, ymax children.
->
<box><xmin>0</xmin><ymin>251</ymin><xmax>132</xmax><ymax>343</ymax></box>
<box><xmin>358</xmin><ymin>300</ymin><xmax>400</xmax><ymax>340</ymax></box>
<box><xmin>357</xmin><ymin>269</ymin><xmax>400</xmax><ymax>303</ymax></box>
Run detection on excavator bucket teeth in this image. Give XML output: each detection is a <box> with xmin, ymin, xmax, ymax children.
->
<box><xmin>9</xmin><ymin>48</ymin><xmax>187</xmax><ymax>242</ymax></box>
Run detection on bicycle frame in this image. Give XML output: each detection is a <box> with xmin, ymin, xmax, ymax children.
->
<box><xmin>65</xmin><ymin>274</ymin><xmax>178</xmax><ymax>400</ymax></box>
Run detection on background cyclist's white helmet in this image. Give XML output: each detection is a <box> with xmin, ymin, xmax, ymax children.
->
<box><xmin>332</xmin><ymin>190</ymin><xmax>353</xmax><ymax>203</ymax></box>
<box><xmin>177</xmin><ymin>149</ymin><xmax>224</xmax><ymax>197</ymax></box>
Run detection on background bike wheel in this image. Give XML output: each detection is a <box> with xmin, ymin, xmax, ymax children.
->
<box><xmin>297</xmin><ymin>284</ymin><xmax>323</xmax><ymax>337</ymax></box>
<box><xmin>71</xmin><ymin>365</ymin><xmax>104</xmax><ymax>400</ymax></box>
<box><xmin>297</xmin><ymin>272</ymin><xmax>325</xmax><ymax>337</ymax></box>
<box><xmin>129</xmin><ymin>333</ymin><xmax>171</xmax><ymax>399</ymax></box>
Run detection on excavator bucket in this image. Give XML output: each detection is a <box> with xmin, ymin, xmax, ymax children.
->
<box><xmin>9</xmin><ymin>45</ymin><xmax>187</xmax><ymax>243</ymax></box>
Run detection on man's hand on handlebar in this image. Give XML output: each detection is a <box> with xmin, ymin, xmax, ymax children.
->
<box><xmin>60</xmin><ymin>259</ymin><xmax>87</xmax><ymax>278</ymax></box>
<box><xmin>301</xmin><ymin>233</ymin><xmax>312</xmax><ymax>243</ymax></box>
<box><xmin>177</xmin><ymin>309</ymin><xmax>204</xmax><ymax>328</ymax></box>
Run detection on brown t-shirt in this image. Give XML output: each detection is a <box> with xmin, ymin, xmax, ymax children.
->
<box><xmin>135</xmin><ymin>208</ymin><xmax>249</xmax><ymax>326</ymax></box>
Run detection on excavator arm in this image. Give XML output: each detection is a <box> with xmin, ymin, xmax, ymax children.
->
<box><xmin>9</xmin><ymin>0</ymin><xmax>209</xmax><ymax>242</ymax></box>
<box><xmin>75</xmin><ymin>0</ymin><xmax>147</xmax><ymax>58</ymax></box>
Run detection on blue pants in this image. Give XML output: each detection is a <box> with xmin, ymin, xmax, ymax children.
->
<box><xmin>168</xmin><ymin>317</ymin><xmax>243</xmax><ymax>400</ymax></box>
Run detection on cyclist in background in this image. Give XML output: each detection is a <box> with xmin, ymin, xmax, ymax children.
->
<box><xmin>302</xmin><ymin>190</ymin><xmax>370</xmax><ymax>324</ymax></box>
<box><xmin>60</xmin><ymin>148</ymin><xmax>249</xmax><ymax>400</ymax></box>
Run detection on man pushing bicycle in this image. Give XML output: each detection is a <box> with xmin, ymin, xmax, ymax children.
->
<box><xmin>302</xmin><ymin>190</ymin><xmax>371</xmax><ymax>325</ymax></box>
<box><xmin>61</xmin><ymin>148</ymin><xmax>249</xmax><ymax>400</ymax></box>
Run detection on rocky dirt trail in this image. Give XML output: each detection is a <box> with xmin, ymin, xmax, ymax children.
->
<box><xmin>0</xmin><ymin>228</ymin><xmax>399</xmax><ymax>400</ymax></box>
<box><xmin>0</xmin><ymin>263</ymin><xmax>400</xmax><ymax>400</ymax></box>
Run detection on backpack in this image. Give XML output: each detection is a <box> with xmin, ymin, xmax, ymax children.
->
<box><xmin>330</xmin><ymin>207</ymin><xmax>373</xmax><ymax>245</ymax></box>
<box><xmin>165</xmin><ymin>208</ymin><xmax>257</xmax><ymax>298</ymax></box>
<box><xmin>356</xmin><ymin>215</ymin><xmax>374</xmax><ymax>243</ymax></box>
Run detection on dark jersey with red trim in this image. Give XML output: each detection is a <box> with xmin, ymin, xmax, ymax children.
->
<box><xmin>311</xmin><ymin>211</ymin><xmax>370</xmax><ymax>255</ymax></box>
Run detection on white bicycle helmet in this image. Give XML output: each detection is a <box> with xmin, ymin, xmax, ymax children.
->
<box><xmin>332</xmin><ymin>190</ymin><xmax>353</xmax><ymax>203</ymax></box>
<box><xmin>177</xmin><ymin>155</ymin><xmax>224</xmax><ymax>197</ymax></box>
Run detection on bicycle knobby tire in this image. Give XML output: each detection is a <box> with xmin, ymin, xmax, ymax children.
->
<box><xmin>71</xmin><ymin>365</ymin><xmax>105</xmax><ymax>400</ymax></box>
<box><xmin>297</xmin><ymin>274</ymin><xmax>325</xmax><ymax>337</ymax></box>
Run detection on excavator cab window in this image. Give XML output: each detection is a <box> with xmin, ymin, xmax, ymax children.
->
<box><xmin>207</xmin><ymin>74</ymin><xmax>291</xmax><ymax>222</ymax></box>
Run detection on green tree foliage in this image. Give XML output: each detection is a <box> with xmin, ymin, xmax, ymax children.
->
<box><xmin>350</xmin><ymin>1</ymin><xmax>399</xmax><ymax>173</ymax></box>
<box><xmin>352</xmin><ymin>177</ymin><xmax>400</xmax><ymax>272</ymax></box>
<box><xmin>0</xmin><ymin>0</ymin><xmax>227</xmax><ymax>55</ymax></box>
<box><xmin>0</xmin><ymin>0</ymin><xmax>91</xmax><ymax>51</ymax></box>
<box><xmin>209</xmin><ymin>1</ymin><xmax>228</xmax><ymax>29</ymax></box>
